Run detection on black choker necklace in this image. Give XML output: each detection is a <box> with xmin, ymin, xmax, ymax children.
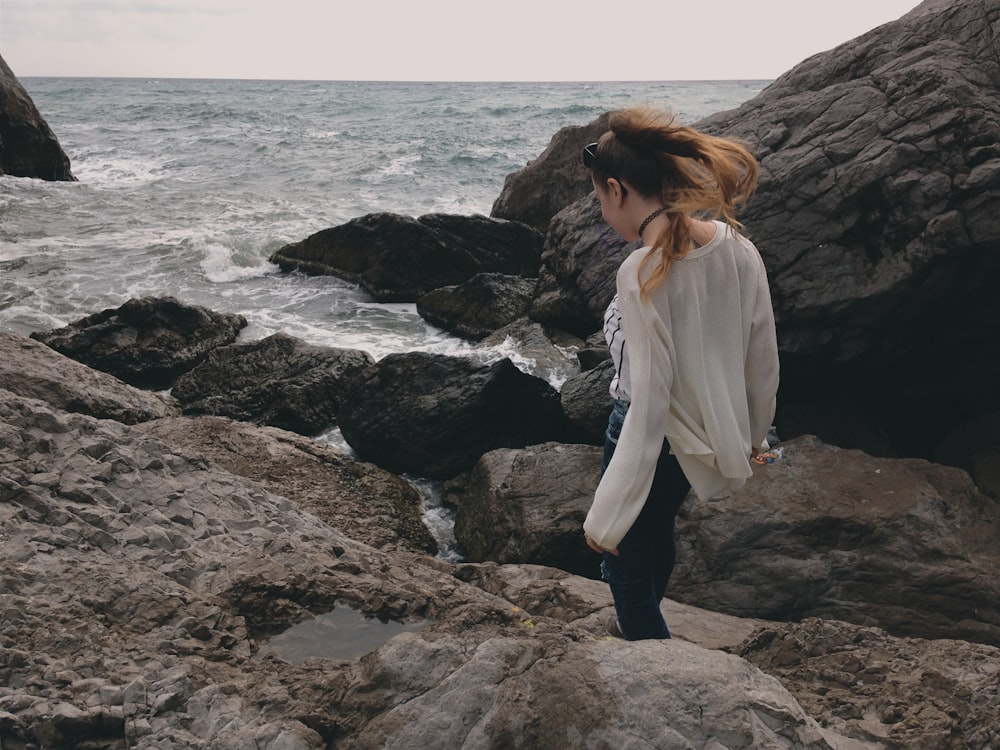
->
<box><xmin>638</xmin><ymin>208</ymin><xmax>666</xmax><ymax>240</ymax></box>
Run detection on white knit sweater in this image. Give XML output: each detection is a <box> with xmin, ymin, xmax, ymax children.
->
<box><xmin>584</xmin><ymin>221</ymin><xmax>780</xmax><ymax>550</ymax></box>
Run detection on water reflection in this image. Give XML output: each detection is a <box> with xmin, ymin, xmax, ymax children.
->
<box><xmin>257</xmin><ymin>601</ymin><xmax>430</xmax><ymax>663</ymax></box>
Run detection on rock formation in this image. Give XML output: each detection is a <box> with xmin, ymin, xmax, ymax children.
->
<box><xmin>30</xmin><ymin>297</ymin><xmax>247</xmax><ymax>390</ymax></box>
<box><xmin>416</xmin><ymin>273</ymin><xmax>537</xmax><ymax>341</ymax></box>
<box><xmin>497</xmin><ymin>0</ymin><xmax>1000</xmax><ymax>492</ymax></box>
<box><xmin>448</xmin><ymin>434</ymin><xmax>1000</xmax><ymax>646</ymax></box>
<box><xmin>171</xmin><ymin>332</ymin><xmax>373</xmax><ymax>436</ymax></box>
<box><xmin>0</xmin><ymin>54</ymin><xmax>75</xmax><ymax>181</ymax></box>
<box><xmin>490</xmin><ymin>112</ymin><xmax>611</xmax><ymax>233</ymax></box>
<box><xmin>269</xmin><ymin>213</ymin><xmax>542</xmax><ymax>302</ymax></box>
<box><xmin>0</xmin><ymin>331</ymin><xmax>178</xmax><ymax>423</ymax></box>
<box><xmin>694</xmin><ymin>0</ymin><xmax>1000</xmax><ymax>471</ymax></box>
<box><xmin>337</xmin><ymin>352</ymin><xmax>566</xmax><ymax>479</ymax></box>
<box><xmin>0</xmin><ymin>374</ymin><xmax>862</xmax><ymax>750</ymax></box>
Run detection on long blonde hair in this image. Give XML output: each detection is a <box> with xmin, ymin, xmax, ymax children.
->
<box><xmin>591</xmin><ymin>107</ymin><xmax>759</xmax><ymax>297</ymax></box>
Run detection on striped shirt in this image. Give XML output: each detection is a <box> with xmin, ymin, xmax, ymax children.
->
<box><xmin>603</xmin><ymin>294</ymin><xmax>630</xmax><ymax>402</ymax></box>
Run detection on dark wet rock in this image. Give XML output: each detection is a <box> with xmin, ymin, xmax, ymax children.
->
<box><xmin>0</xmin><ymin>54</ymin><xmax>74</xmax><ymax>181</ymax></box>
<box><xmin>935</xmin><ymin>411</ymin><xmax>1000</xmax><ymax>501</ymax></box>
<box><xmin>576</xmin><ymin>331</ymin><xmax>612</xmax><ymax>371</ymax></box>
<box><xmin>691</xmin><ymin>0</ymin><xmax>1000</xmax><ymax>469</ymax></box>
<box><xmin>29</xmin><ymin>297</ymin><xmax>247</xmax><ymax>390</ymax></box>
<box><xmin>269</xmin><ymin>213</ymin><xmax>543</xmax><ymax>303</ymax></box>
<box><xmin>453</xmin><ymin>442</ymin><xmax>603</xmax><ymax>578</ymax></box>
<box><xmin>139</xmin><ymin>415</ymin><xmax>437</xmax><ymax>554</ymax></box>
<box><xmin>416</xmin><ymin>273</ymin><xmax>537</xmax><ymax>341</ymax></box>
<box><xmin>337</xmin><ymin>352</ymin><xmax>566</xmax><ymax>480</ymax></box>
<box><xmin>491</xmin><ymin>112</ymin><xmax>611</xmax><ymax>233</ymax></box>
<box><xmin>498</xmin><ymin>0</ymin><xmax>1000</xmax><ymax>479</ymax></box>
<box><xmin>559</xmin><ymin>359</ymin><xmax>614</xmax><ymax>445</ymax></box>
<box><xmin>0</xmin><ymin>331</ymin><xmax>178</xmax><ymax>423</ymax></box>
<box><xmin>171</xmin><ymin>332</ymin><xmax>374</xmax><ymax>436</ymax></box>
<box><xmin>527</xmin><ymin>194</ymin><xmax>636</xmax><ymax>337</ymax></box>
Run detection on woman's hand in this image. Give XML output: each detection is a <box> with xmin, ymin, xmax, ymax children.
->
<box><xmin>585</xmin><ymin>534</ymin><xmax>619</xmax><ymax>556</ymax></box>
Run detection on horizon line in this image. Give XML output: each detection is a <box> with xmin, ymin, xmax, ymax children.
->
<box><xmin>18</xmin><ymin>74</ymin><xmax>776</xmax><ymax>85</ymax></box>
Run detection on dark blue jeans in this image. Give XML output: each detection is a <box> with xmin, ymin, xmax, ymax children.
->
<box><xmin>600</xmin><ymin>400</ymin><xmax>691</xmax><ymax>640</ymax></box>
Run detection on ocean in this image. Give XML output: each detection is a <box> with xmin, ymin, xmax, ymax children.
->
<box><xmin>0</xmin><ymin>77</ymin><xmax>767</xmax><ymax>555</ymax></box>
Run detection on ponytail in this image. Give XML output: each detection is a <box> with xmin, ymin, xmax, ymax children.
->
<box><xmin>597</xmin><ymin>107</ymin><xmax>759</xmax><ymax>298</ymax></box>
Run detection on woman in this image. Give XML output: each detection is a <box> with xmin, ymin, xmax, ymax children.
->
<box><xmin>581</xmin><ymin>107</ymin><xmax>780</xmax><ymax>641</ymax></box>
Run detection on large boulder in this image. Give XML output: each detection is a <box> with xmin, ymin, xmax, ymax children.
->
<box><xmin>139</xmin><ymin>415</ymin><xmax>437</xmax><ymax>554</ymax></box>
<box><xmin>171</xmin><ymin>332</ymin><xmax>374</xmax><ymax>436</ymax></box>
<box><xmin>449</xmin><ymin>434</ymin><xmax>1000</xmax><ymax>646</ymax></box>
<box><xmin>499</xmin><ymin>0</ymin><xmax>1000</xmax><ymax>482</ymax></box>
<box><xmin>490</xmin><ymin>112</ymin><xmax>610</xmax><ymax>233</ymax></box>
<box><xmin>453</xmin><ymin>442</ymin><xmax>603</xmax><ymax>577</ymax></box>
<box><xmin>527</xmin><ymin>195</ymin><xmax>635</xmax><ymax>337</ymax></box>
<box><xmin>0</xmin><ymin>331</ymin><xmax>178</xmax><ymax>423</ymax></box>
<box><xmin>269</xmin><ymin>213</ymin><xmax>543</xmax><ymax>302</ymax></box>
<box><xmin>671</xmin><ymin>435</ymin><xmax>1000</xmax><ymax>646</ymax></box>
<box><xmin>691</xmin><ymin>0</ymin><xmax>1000</xmax><ymax>469</ymax></box>
<box><xmin>0</xmin><ymin>54</ymin><xmax>74</xmax><ymax>181</ymax></box>
<box><xmin>30</xmin><ymin>297</ymin><xmax>247</xmax><ymax>390</ymax></box>
<box><xmin>337</xmin><ymin>352</ymin><xmax>566</xmax><ymax>480</ymax></box>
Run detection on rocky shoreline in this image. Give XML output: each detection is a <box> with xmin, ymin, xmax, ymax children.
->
<box><xmin>2</xmin><ymin>328</ymin><xmax>1000</xmax><ymax>748</ymax></box>
<box><xmin>3</xmin><ymin>0</ymin><xmax>1000</xmax><ymax>747</ymax></box>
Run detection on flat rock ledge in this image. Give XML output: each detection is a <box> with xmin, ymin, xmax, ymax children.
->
<box><xmin>0</xmin><ymin>388</ymin><xmax>863</xmax><ymax>750</ymax></box>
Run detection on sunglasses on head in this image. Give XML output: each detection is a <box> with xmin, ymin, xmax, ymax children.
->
<box><xmin>582</xmin><ymin>142</ymin><xmax>627</xmax><ymax>195</ymax></box>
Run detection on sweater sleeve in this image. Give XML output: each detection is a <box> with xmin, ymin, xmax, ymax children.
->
<box><xmin>744</xmin><ymin>254</ymin><xmax>780</xmax><ymax>449</ymax></box>
<box><xmin>583</xmin><ymin>255</ymin><xmax>673</xmax><ymax>551</ymax></box>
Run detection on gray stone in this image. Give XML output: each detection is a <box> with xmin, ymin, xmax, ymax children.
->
<box><xmin>453</xmin><ymin>442</ymin><xmax>603</xmax><ymax>578</ymax></box>
<box><xmin>139</xmin><ymin>415</ymin><xmax>438</xmax><ymax>554</ymax></box>
<box><xmin>1</xmin><ymin>388</ymin><xmax>875</xmax><ymax>750</ymax></box>
<box><xmin>0</xmin><ymin>331</ymin><xmax>179</xmax><ymax>424</ymax></box>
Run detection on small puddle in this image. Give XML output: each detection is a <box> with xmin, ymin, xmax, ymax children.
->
<box><xmin>257</xmin><ymin>601</ymin><xmax>430</xmax><ymax>663</ymax></box>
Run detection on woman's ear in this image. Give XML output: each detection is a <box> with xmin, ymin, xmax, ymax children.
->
<box><xmin>606</xmin><ymin>178</ymin><xmax>626</xmax><ymax>203</ymax></box>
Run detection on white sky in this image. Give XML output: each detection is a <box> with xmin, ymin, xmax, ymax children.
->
<box><xmin>1</xmin><ymin>0</ymin><xmax>922</xmax><ymax>81</ymax></box>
